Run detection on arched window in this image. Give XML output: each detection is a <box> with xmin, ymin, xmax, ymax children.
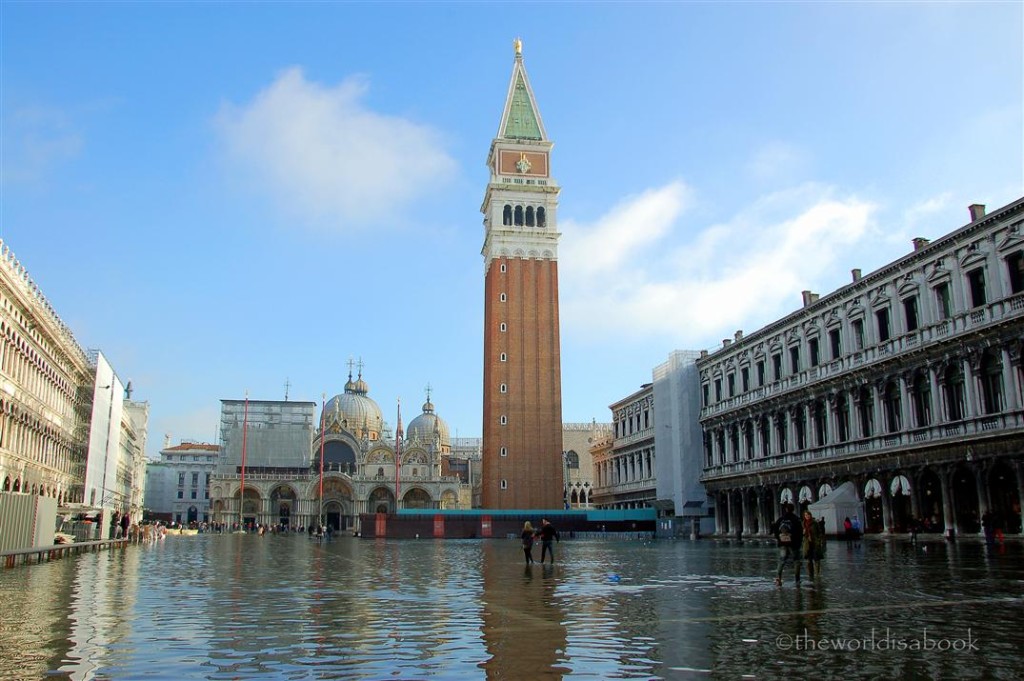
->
<box><xmin>525</xmin><ymin>206</ymin><xmax>535</xmax><ymax>227</ymax></box>
<box><xmin>857</xmin><ymin>386</ymin><xmax>874</xmax><ymax>436</ymax></box>
<box><xmin>514</xmin><ymin>206</ymin><xmax>524</xmax><ymax>226</ymax></box>
<box><xmin>883</xmin><ymin>381</ymin><xmax>901</xmax><ymax>433</ymax></box>
<box><xmin>502</xmin><ymin>205</ymin><xmax>512</xmax><ymax>226</ymax></box>
<box><xmin>980</xmin><ymin>349</ymin><xmax>1004</xmax><ymax>414</ymax></box>
<box><xmin>911</xmin><ymin>371</ymin><xmax>931</xmax><ymax>427</ymax></box>
<box><xmin>942</xmin><ymin>364</ymin><xmax>965</xmax><ymax>421</ymax></box>
<box><xmin>814</xmin><ymin>400</ymin><xmax>828</xmax><ymax>446</ymax></box>
<box><xmin>564</xmin><ymin>450</ymin><xmax>580</xmax><ymax>468</ymax></box>
<box><xmin>537</xmin><ymin>207</ymin><xmax>546</xmax><ymax>227</ymax></box>
<box><xmin>836</xmin><ymin>391</ymin><xmax>850</xmax><ymax>442</ymax></box>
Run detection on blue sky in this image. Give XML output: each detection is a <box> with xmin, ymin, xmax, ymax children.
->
<box><xmin>2</xmin><ymin>2</ymin><xmax>1021</xmax><ymax>457</ymax></box>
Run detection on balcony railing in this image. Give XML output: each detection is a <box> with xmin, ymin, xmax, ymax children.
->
<box><xmin>701</xmin><ymin>409</ymin><xmax>1024</xmax><ymax>481</ymax></box>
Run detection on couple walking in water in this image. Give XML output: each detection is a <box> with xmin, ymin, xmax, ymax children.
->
<box><xmin>521</xmin><ymin>519</ymin><xmax>560</xmax><ymax>565</ymax></box>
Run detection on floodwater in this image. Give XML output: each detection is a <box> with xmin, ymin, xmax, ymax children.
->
<box><xmin>0</xmin><ymin>534</ymin><xmax>1021</xmax><ymax>680</ymax></box>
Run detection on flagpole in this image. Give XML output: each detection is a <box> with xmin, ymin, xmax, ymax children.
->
<box><xmin>319</xmin><ymin>393</ymin><xmax>326</xmax><ymax>528</ymax></box>
<box><xmin>395</xmin><ymin>398</ymin><xmax>402</xmax><ymax>511</ymax></box>
<box><xmin>239</xmin><ymin>391</ymin><xmax>249</xmax><ymax>530</ymax></box>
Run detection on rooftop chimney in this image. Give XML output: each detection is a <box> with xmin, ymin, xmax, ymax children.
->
<box><xmin>722</xmin><ymin>339</ymin><xmax>732</xmax><ymax>348</ymax></box>
<box><xmin>912</xmin><ymin>237</ymin><xmax>930</xmax><ymax>251</ymax></box>
<box><xmin>852</xmin><ymin>268</ymin><xmax>862</xmax><ymax>282</ymax></box>
<box><xmin>163</xmin><ymin>433</ymin><xmax>171</xmax><ymax>449</ymax></box>
<box><xmin>734</xmin><ymin>330</ymin><xmax>743</xmax><ymax>341</ymax></box>
<box><xmin>700</xmin><ymin>349</ymin><xmax>709</xmax><ymax>358</ymax></box>
<box><xmin>801</xmin><ymin>290</ymin><xmax>819</xmax><ymax>307</ymax></box>
<box><xmin>969</xmin><ymin>204</ymin><xmax>986</xmax><ymax>221</ymax></box>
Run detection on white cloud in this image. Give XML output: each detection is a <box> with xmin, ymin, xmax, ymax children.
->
<box><xmin>215</xmin><ymin>67</ymin><xmax>457</xmax><ymax>228</ymax></box>
<box><xmin>560</xmin><ymin>183</ymin><xmax>876</xmax><ymax>345</ymax></box>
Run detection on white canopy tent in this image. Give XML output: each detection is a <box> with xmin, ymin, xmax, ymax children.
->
<box><xmin>807</xmin><ymin>481</ymin><xmax>864</xmax><ymax>536</ymax></box>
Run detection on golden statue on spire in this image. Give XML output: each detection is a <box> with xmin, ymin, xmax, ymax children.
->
<box><xmin>514</xmin><ymin>37</ymin><xmax>523</xmax><ymax>56</ymax></box>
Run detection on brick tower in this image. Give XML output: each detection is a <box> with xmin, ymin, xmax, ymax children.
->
<box><xmin>481</xmin><ymin>39</ymin><xmax>563</xmax><ymax>509</ymax></box>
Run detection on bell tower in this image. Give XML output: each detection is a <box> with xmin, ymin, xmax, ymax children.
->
<box><xmin>481</xmin><ymin>39</ymin><xmax>563</xmax><ymax>509</ymax></box>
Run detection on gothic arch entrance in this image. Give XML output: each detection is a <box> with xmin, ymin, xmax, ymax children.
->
<box><xmin>890</xmin><ymin>475</ymin><xmax>912</xmax><ymax>532</ymax></box>
<box><xmin>864</xmin><ymin>479</ymin><xmax>884</xmax><ymax>533</ymax></box>
<box><xmin>988</xmin><ymin>461</ymin><xmax>1021</xmax><ymax>534</ymax></box>
<box><xmin>370</xmin><ymin>487</ymin><xmax>395</xmax><ymax>514</ymax></box>
<box><xmin>403</xmin><ymin>488</ymin><xmax>432</xmax><ymax>510</ymax></box>
<box><xmin>951</xmin><ymin>465</ymin><xmax>980</xmax><ymax>534</ymax></box>
<box><xmin>918</xmin><ymin>468</ymin><xmax>944</xmax><ymax>531</ymax></box>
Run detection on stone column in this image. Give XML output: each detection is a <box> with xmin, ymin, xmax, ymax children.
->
<box><xmin>880</xmin><ymin>487</ymin><xmax>892</xmax><ymax>533</ymax></box>
<box><xmin>870</xmin><ymin>382</ymin><xmax>883</xmax><ymax>437</ymax></box>
<box><xmin>769</xmin><ymin>415</ymin><xmax>780</xmax><ymax>455</ymax></box>
<box><xmin>928</xmin><ymin>363</ymin><xmax>942</xmax><ymax>423</ymax></box>
<box><xmin>753</xmin><ymin>418</ymin><xmax>764</xmax><ymax>458</ymax></box>
<box><xmin>899</xmin><ymin>372</ymin><xmax>913</xmax><ymax>430</ymax></box>
<box><xmin>715</xmin><ymin>494</ymin><xmax>724</xmax><ymax>535</ymax></box>
<box><xmin>1000</xmin><ymin>345</ymin><xmax>1020</xmax><ymax>411</ymax></box>
<box><xmin>962</xmin><ymin>354</ymin><xmax>979</xmax><ymax>419</ymax></box>
<box><xmin>974</xmin><ymin>463</ymin><xmax>990</xmax><ymax>517</ymax></box>
<box><xmin>727</xmin><ymin>491</ymin><xmax>738</xmax><ymax>535</ymax></box>
<box><xmin>939</xmin><ymin>467</ymin><xmax>956</xmax><ymax>537</ymax></box>
<box><xmin>740</xmin><ymin>492</ymin><xmax>749</xmax><ymax>536</ymax></box>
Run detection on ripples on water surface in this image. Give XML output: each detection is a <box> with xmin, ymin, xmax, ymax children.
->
<box><xmin>0</xmin><ymin>535</ymin><xmax>1021</xmax><ymax>679</ymax></box>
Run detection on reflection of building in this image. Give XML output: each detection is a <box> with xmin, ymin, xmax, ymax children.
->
<box><xmin>481</xmin><ymin>42</ymin><xmax>564</xmax><ymax>509</ymax></box>
<box><xmin>145</xmin><ymin>439</ymin><xmax>219</xmax><ymax>524</ymax></box>
<box><xmin>593</xmin><ymin>384</ymin><xmax>657</xmax><ymax>509</ymax></box>
<box><xmin>699</xmin><ymin>200</ymin><xmax>1024</xmax><ymax>537</ymax></box>
<box><xmin>562</xmin><ymin>422</ymin><xmax>611</xmax><ymax>509</ymax></box>
<box><xmin>208</xmin><ymin>367</ymin><xmax>471</xmax><ymax>531</ymax></box>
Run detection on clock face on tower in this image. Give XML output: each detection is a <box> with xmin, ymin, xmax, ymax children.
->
<box><xmin>498</xmin><ymin>150</ymin><xmax>548</xmax><ymax>177</ymax></box>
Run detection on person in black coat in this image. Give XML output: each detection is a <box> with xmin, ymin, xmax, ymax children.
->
<box><xmin>772</xmin><ymin>504</ymin><xmax>803</xmax><ymax>586</ymax></box>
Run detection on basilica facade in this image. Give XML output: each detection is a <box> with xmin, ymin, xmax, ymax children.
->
<box><xmin>208</xmin><ymin>369</ymin><xmax>471</xmax><ymax>532</ymax></box>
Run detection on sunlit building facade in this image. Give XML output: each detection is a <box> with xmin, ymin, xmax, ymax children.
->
<box><xmin>699</xmin><ymin>199</ymin><xmax>1024</xmax><ymax>537</ymax></box>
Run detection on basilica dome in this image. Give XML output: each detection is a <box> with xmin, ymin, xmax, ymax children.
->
<box><xmin>406</xmin><ymin>397</ymin><xmax>451</xmax><ymax>453</ymax></box>
<box><xmin>321</xmin><ymin>370</ymin><xmax>384</xmax><ymax>440</ymax></box>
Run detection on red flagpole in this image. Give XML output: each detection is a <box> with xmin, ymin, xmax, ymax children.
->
<box><xmin>319</xmin><ymin>393</ymin><xmax>326</xmax><ymax>525</ymax></box>
<box><xmin>239</xmin><ymin>392</ymin><xmax>249</xmax><ymax>529</ymax></box>
<box><xmin>395</xmin><ymin>398</ymin><xmax>403</xmax><ymax>508</ymax></box>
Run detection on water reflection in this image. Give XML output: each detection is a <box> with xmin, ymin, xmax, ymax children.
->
<box><xmin>479</xmin><ymin>542</ymin><xmax>568</xmax><ymax>677</ymax></box>
<box><xmin>0</xmin><ymin>536</ymin><xmax>1021</xmax><ymax>679</ymax></box>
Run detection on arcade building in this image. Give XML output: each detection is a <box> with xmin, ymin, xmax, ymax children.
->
<box><xmin>699</xmin><ymin>198</ymin><xmax>1024</xmax><ymax>537</ymax></box>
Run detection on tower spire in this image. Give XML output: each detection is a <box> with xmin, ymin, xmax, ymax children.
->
<box><xmin>497</xmin><ymin>38</ymin><xmax>546</xmax><ymax>141</ymax></box>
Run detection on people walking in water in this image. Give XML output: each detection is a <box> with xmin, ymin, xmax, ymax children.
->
<box><xmin>772</xmin><ymin>503</ymin><xmax>803</xmax><ymax>586</ymax></box>
<box><xmin>521</xmin><ymin>521</ymin><xmax>536</xmax><ymax>565</ymax></box>
<box><xmin>801</xmin><ymin>510</ymin><xmax>825</xmax><ymax>578</ymax></box>
<box><xmin>536</xmin><ymin>518</ymin><xmax>560</xmax><ymax>565</ymax></box>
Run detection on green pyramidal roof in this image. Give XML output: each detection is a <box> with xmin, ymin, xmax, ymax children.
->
<box><xmin>502</xmin><ymin>72</ymin><xmax>543</xmax><ymax>140</ymax></box>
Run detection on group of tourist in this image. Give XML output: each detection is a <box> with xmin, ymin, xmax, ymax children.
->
<box><xmin>520</xmin><ymin>518</ymin><xmax>560</xmax><ymax>565</ymax></box>
<box><xmin>772</xmin><ymin>504</ymin><xmax>827</xmax><ymax>586</ymax></box>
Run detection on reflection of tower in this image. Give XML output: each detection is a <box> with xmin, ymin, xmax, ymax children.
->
<box><xmin>481</xmin><ymin>39</ymin><xmax>563</xmax><ymax>509</ymax></box>
<box><xmin>479</xmin><ymin>541</ymin><xmax>568</xmax><ymax>675</ymax></box>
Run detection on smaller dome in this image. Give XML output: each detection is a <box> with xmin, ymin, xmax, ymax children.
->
<box><xmin>406</xmin><ymin>396</ymin><xmax>451</xmax><ymax>452</ymax></box>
